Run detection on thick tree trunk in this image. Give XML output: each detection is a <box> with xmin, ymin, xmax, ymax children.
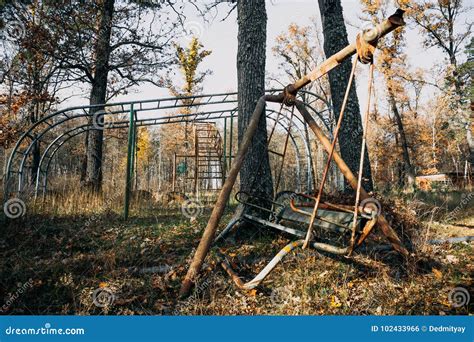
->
<box><xmin>468</xmin><ymin>106</ymin><xmax>474</xmax><ymax>167</ymax></box>
<box><xmin>237</xmin><ymin>0</ymin><xmax>273</xmax><ymax>214</ymax></box>
<box><xmin>85</xmin><ymin>0</ymin><xmax>114</xmax><ymax>191</ymax></box>
<box><xmin>317</xmin><ymin>0</ymin><xmax>373</xmax><ymax>192</ymax></box>
<box><xmin>30</xmin><ymin>138</ymin><xmax>40</xmax><ymax>186</ymax></box>
<box><xmin>388</xmin><ymin>92</ymin><xmax>415</xmax><ymax>189</ymax></box>
<box><xmin>80</xmin><ymin>130</ymin><xmax>89</xmax><ymax>184</ymax></box>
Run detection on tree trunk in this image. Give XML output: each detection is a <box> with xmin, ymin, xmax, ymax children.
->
<box><xmin>30</xmin><ymin>137</ymin><xmax>40</xmax><ymax>186</ymax></box>
<box><xmin>388</xmin><ymin>91</ymin><xmax>415</xmax><ymax>189</ymax></box>
<box><xmin>237</xmin><ymin>0</ymin><xmax>273</xmax><ymax>215</ymax></box>
<box><xmin>317</xmin><ymin>0</ymin><xmax>373</xmax><ymax>192</ymax></box>
<box><xmin>85</xmin><ymin>0</ymin><xmax>114</xmax><ymax>191</ymax></box>
<box><xmin>80</xmin><ymin>130</ymin><xmax>89</xmax><ymax>184</ymax></box>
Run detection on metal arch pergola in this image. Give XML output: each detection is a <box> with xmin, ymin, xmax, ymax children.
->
<box><xmin>34</xmin><ymin>107</ymin><xmax>314</xmax><ymax>199</ymax></box>
<box><xmin>4</xmin><ymin>89</ymin><xmax>332</xmax><ymax>216</ymax></box>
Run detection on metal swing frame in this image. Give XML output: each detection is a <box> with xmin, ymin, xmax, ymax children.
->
<box><xmin>180</xmin><ymin>9</ymin><xmax>409</xmax><ymax>297</ymax></box>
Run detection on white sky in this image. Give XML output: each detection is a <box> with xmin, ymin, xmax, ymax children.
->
<box><xmin>64</xmin><ymin>0</ymin><xmax>471</xmax><ymax>117</ymax></box>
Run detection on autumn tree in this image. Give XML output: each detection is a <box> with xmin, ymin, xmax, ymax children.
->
<box><xmin>170</xmin><ymin>37</ymin><xmax>212</xmax><ymax>101</ymax></box>
<box><xmin>40</xmin><ymin>1</ymin><xmax>181</xmax><ymax>191</ymax></box>
<box><xmin>406</xmin><ymin>0</ymin><xmax>473</xmax><ymax>167</ymax></box>
<box><xmin>158</xmin><ymin>37</ymin><xmax>212</xmax><ymax>193</ymax></box>
<box><xmin>0</xmin><ymin>1</ymin><xmax>70</xmax><ymax>182</ymax></box>
<box><xmin>360</xmin><ymin>0</ymin><xmax>416</xmax><ymax>189</ymax></box>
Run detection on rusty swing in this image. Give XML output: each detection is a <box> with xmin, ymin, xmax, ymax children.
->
<box><xmin>180</xmin><ymin>9</ymin><xmax>409</xmax><ymax>297</ymax></box>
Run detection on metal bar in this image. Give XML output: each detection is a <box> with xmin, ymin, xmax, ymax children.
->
<box><xmin>266</xmin><ymin>103</ymin><xmax>284</xmax><ymax>143</ymax></box>
<box><xmin>289</xmin><ymin>9</ymin><xmax>405</xmax><ymax>92</ymax></box>
<box><xmin>194</xmin><ymin>126</ymin><xmax>198</xmax><ymax>195</ymax></box>
<box><xmin>268</xmin><ymin>149</ymin><xmax>284</xmax><ymax>157</ymax></box>
<box><xmin>274</xmin><ymin>106</ymin><xmax>295</xmax><ymax>194</ymax></box>
<box><xmin>349</xmin><ymin>63</ymin><xmax>375</xmax><ymax>254</ymax></box>
<box><xmin>220</xmin><ymin>240</ymin><xmax>304</xmax><ymax>290</ymax></box>
<box><xmin>243</xmin><ymin>214</ymin><xmax>305</xmax><ymax>238</ymax></box>
<box><xmin>302</xmin><ymin>57</ymin><xmax>359</xmax><ymax>250</ymax></box>
<box><xmin>229</xmin><ymin>111</ymin><xmax>234</xmax><ymax>167</ymax></box>
<box><xmin>130</xmin><ymin>114</ymin><xmax>137</xmax><ymax>192</ymax></box>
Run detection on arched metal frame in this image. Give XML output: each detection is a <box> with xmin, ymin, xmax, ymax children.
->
<box><xmin>5</xmin><ymin>90</ymin><xmax>332</xmax><ymax>200</ymax></box>
<box><xmin>35</xmin><ymin>108</ymin><xmax>312</xmax><ymax>198</ymax></box>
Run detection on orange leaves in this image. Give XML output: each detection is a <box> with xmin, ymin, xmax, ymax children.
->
<box><xmin>432</xmin><ymin>268</ymin><xmax>443</xmax><ymax>280</ymax></box>
<box><xmin>330</xmin><ymin>295</ymin><xmax>342</xmax><ymax>308</ymax></box>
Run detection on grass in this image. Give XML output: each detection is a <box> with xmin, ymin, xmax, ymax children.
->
<box><xmin>0</xmin><ymin>193</ymin><xmax>472</xmax><ymax>315</ymax></box>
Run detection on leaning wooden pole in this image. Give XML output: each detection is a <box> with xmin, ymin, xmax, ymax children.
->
<box><xmin>179</xmin><ymin>95</ymin><xmax>283</xmax><ymax>297</ymax></box>
<box><xmin>179</xmin><ymin>9</ymin><xmax>406</xmax><ymax>297</ymax></box>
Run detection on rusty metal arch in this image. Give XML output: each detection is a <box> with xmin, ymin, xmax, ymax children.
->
<box><xmin>34</xmin><ymin>107</ymin><xmax>312</xmax><ymax>198</ymax></box>
<box><xmin>5</xmin><ymin>90</ymin><xmax>330</xmax><ymax>200</ymax></box>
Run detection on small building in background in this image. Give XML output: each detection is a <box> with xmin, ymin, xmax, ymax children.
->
<box><xmin>416</xmin><ymin>172</ymin><xmax>472</xmax><ymax>191</ymax></box>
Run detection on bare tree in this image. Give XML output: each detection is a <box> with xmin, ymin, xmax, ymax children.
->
<box><xmin>42</xmin><ymin>1</ymin><xmax>180</xmax><ymax>191</ymax></box>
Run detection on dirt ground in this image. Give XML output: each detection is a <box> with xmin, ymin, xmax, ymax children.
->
<box><xmin>0</xmin><ymin>197</ymin><xmax>472</xmax><ymax>315</ymax></box>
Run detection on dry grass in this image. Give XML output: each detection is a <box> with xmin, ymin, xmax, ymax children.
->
<box><xmin>0</xmin><ymin>191</ymin><xmax>472</xmax><ymax>315</ymax></box>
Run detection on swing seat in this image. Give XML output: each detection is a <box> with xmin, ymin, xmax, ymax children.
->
<box><xmin>233</xmin><ymin>191</ymin><xmax>372</xmax><ymax>240</ymax></box>
<box><xmin>277</xmin><ymin>205</ymin><xmax>358</xmax><ymax>234</ymax></box>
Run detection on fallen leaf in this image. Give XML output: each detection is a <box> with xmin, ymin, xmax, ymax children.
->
<box><xmin>247</xmin><ymin>289</ymin><xmax>257</xmax><ymax>297</ymax></box>
<box><xmin>330</xmin><ymin>295</ymin><xmax>342</xmax><ymax>308</ymax></box>
<box><xmin>432</xmin><ymin>268</ymin><xmax>443</xmax><ymax>280</ymax></box>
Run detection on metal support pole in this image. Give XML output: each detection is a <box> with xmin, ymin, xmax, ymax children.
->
<box><xmin>229</xmin><ymin>111</ymin><xmax>234</xmax><ymax>167</ymax></box>
<box><xmin>124</xmin><ymin>106</ymin><xmax>135</xmax><ymax>219</ymax></box>
<box><xmin>172</xmin><ymin>153</ymin><xmax>177</xmax><ymax>193</ymax></box>
<box><xmin>194</xmin><ymin>126</ymin><xmax>199</xmax><ymax>195</ymax></box>
<box><xmin>223</xmin><ymin>118</ymin><xmax>227</xmax><ymax>179</ymax></box>
<box><xmin>131</xmin><ymin>117</ymin><xmax>137</xmax><ymax>191</ymax></box>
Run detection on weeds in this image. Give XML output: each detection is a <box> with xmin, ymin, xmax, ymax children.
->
<box><xmin>0</xmin><ymin>191</ymin><xmax>472</xmax><ymax>315</ymax></box>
